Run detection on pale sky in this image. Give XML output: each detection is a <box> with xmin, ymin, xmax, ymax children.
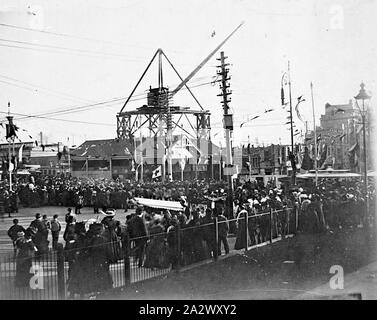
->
<box><xmin>0</xmin><ymin>0</ymin><xmax>376</xmax><ymax>148</ymax></box>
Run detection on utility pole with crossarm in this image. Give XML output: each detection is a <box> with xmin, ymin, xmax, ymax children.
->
<box><xmin>217</xmin><ymin>51</ymin><xmax>234</xmax><ymax>216</ymax></box>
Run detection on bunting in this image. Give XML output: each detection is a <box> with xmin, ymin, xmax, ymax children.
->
<box><xmin>18</xmin><ymin>144</ymin><xmax>24</xmax><ymax>164</ymax></box>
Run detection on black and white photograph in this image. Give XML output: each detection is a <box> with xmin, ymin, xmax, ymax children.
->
<box><xmin>0</xmin><ymin>0</ymin><xmax>376</xmax><ymax>304</ymax></box>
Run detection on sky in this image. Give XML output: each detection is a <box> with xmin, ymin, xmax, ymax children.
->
<box><xmin>0</xmin><ymin>0</ymin><xmax>376</xmax><ymax>149</ymax></box>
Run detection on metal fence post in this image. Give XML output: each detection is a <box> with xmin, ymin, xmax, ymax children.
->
<box><xmin>244</xmin><ymin>211</ymin><xmax>249</xmax><ymax>252</ymax></box>
<box><xmin>56</xmin><ymin>243</ymin><xmax>66</xmax><ymax>300</ymax></box>
<box><xmin>269</xmin><ymin>207</ymin><xmax>273</xmax><ymax>244</ymax></box>
<box><xmin>123</xmin><ymin>236</ymin><xmax>131</xmax><ymax>286</ymax></box>
<box><xmin>214</xmin><ymin>217</ymin><xmax>218</xmax><ymax>261</ymax></box>
<box><xmin>176</xmin><ymin>223</ymin><xmax>181</xmax><ymax>271</ymax></box>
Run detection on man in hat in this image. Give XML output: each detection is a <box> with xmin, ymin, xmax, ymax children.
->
<box><xmin>30</xmin><ymin>213</ymin><xmax>48</xmax><ymax>255</ymax></box>
<box><xmin>8</xmin><ymin>219</ymin><xmax>26</xmax><ymax>257</ymax></box>
<box><xmin>30</xmin><ymin>213</ymin><xmax>43</xmax><ymax>232</ymax></box>
<box><xmin>127</xmin><ymin>206</ymin><xmax>147</xmax><ymax>267</ymax></box>
<box><xmin>65</xmin><ymin>208</ymin><xmax>76</xmax><ymax>224</ymax></box>
<box><xmin>50</xmin><ymin>214</ymin><xmax>61</xmax><ymax>250</ymax></box>
<box><xmin>311</xmin><ymin>189</ymin><xmax>328</xmax><ymax>232</ymax></box>
<box><xmin>215</xmin><ymin>208</ymin><xmax>229</xmax><ymax>256</ymax></box>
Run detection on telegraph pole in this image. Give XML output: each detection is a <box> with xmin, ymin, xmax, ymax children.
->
<box><xmin>6</xmin><ymin>103</ymin><xmax>13</xmax><ymax>192</ymax></box>
<box><xmin>217</xmin><ymin>51</ymin><xmax>233</xmax><ymax>214</ymax></box>
<box><xmin>282</xmin><ymin>62</ymin><xmax>296</xmax><ymax>186</ymax></box>
<box><xmin>6</xmin><ymin>102</ymin><xmax>15</xmax><ymax>218</ymax></box>
<box><xmin>140</xmin><ymin>128</ymin><xmax>144</xmax><ymax>183</ymax></box>
<box><xmin>165</xmin><ymin>91</ymin><xmax>173</xmax><ymax>182</ymax></box>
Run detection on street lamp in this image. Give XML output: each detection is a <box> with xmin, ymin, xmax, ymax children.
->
<box><xmin>354</xmin><ymin>82</ymin><xmax>371</xmax><ymax>228</ymax></box>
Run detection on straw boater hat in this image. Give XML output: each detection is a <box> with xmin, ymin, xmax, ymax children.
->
<box><xmin>85</xmin><ymin>218</ymin><xmax>97</xmax><ymax>232</ymax></box>
<box><xmin>17</xmin><ymin>231</ymin><xmax>25</xmax><ymax>238</ymax></box>
<box><xmin>102</xmin><ymin>208</ymin><xmax>116</xmax><ymax>217</ymax></box>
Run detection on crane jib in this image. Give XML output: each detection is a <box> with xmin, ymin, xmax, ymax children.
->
<box><xmin>171</xmin><ymin>21</ymin><xmax>244</xmax><ymax>96</ymax></box>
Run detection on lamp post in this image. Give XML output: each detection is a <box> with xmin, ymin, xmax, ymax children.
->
<box><xmin>354</xmin><ymin>82</ymin><xmax>371</xmax><ymax>228</ymax></box>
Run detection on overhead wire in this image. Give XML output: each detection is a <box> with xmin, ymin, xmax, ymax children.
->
<box><xmin>0</xmin><ymin>39</ymin><xmax>148</xmax><ymax>62</ymax></box>
<box><xmin>0</xmin><ymin>22</ymin><xmax>155</xmax><ymax>51</ymax></box>
<box><xmin>0</xmin><ymin>74</ymin><xmax>93</xmax><ymax>103</ymax></box>
<box><xmin>0</xmin><ymin>111</ymin><xmax>114</xmax><ymax>127</ymax></box>
<box><xmin>11</xmin><ymin>77</ymin><xmax>220</xmax><ymax>121</ymax></box>
<box><xmin>1</xmin><ymin>78</ymin><xmax>221</xmax><ymax>126</ymax></box>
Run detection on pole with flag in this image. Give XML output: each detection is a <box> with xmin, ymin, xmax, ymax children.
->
<box><xmin>140</xmin><ymin>129</ymin><xmax>143</xmax><ymax>183</ymax></box>
<box><xmin>180</xmin><ymin>132</ymin><xmax>184</xmax><ymax>181</ymax></box>
<box><xmin>6</xmin><ymin>102</ymin><xmax>18</xmax><ymax>217</ymax></box>
<box><xmin>310</xmin><ymin>82</ymin><xmax>318</xmax><ymax>186</ymax></box>
<box><xmin>247</xmin><ymin>136</ymin><xmax>251</xmax><ymax>181</ymax></box>
<box><xmin>6</xmin><ymin>103</ymin><xmax>17</xmax><ymax>191</ymax></box>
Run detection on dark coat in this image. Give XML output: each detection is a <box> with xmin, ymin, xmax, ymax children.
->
<box><xmin>8</xmin><ymin>225</ymin><xmax>26</xmax><ymax>242</ymax></box>
<box><xmin>127</xmin><ymin>215</ymin><xmax>147</xmax><ymax>240</ymax></box>
<box><xmin>15</xmin><ymin>237</ymin><xmax>35</xmax><ymax>287</ymax></box>
<box><xmin>217</xmin><ymin>214</ymin><xmax>229</xmax><ymax>238</ymax></box>
<box><xmin>144</xmin><ymin>223</ymin><xmax>169</xmax><ymax>269</ymax></box>
<box><xmin>86</xmin><ymin>234</ymin><xmax>113</xmax><ymax>293</ymax></box>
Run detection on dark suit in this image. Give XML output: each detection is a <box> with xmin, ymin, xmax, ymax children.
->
<box><xmin>217</xmin><ymin>214</ymin><xmax>229</xmax><ymax>255</ymax></box>
<box><xmin>127</xmin><ymin>215</ymin><xmax>147</xmax><ymax>267</ymax></box>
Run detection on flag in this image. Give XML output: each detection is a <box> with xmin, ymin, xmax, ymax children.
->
<box><xmin>318</xmin><ymin>144</ymin><xmax>328</xmax><ymax>169</ymax></box>
<box><xmin>152</xmin><ymin>165</ymin><xmax>162</xmax><ymax>179</ymax></box>
<box><xmin>281</xmin><ymin>87</ymin><xmax>285</xmax><ymax>106</ymax></box>
<box><xmin>295</xmin><ymin>151</ymin><xmax>302</xmax><ymax>169</ymax></box>
<box><xmin>9</xmin><ymin>161</ymin><xmax>14</xmax><ymax>172</ymax></box>
<box><xmin>18</xmin><ymin>144</ymin><xmax>24</xmax><ymax>164</ymax></box>
<box><xmin>301</xmin><ymin>146</ymin><xmax>313</xmax><ymax>171</ymax></box>
<box><xmin>5</xmin><ymin>119</ymin><xmax>18</xmax><ymax>139</ymax></box>
<box><xmin>220</xmin><ymin>155</ymin><xmax>225</xmax><ymax>168</ymax></box>
<box><xmin>179</xmin><ymin>158</ymin><xmax>186</xmax><ymax>170</ymax></box>
<box><xmin>348</xmin><ymin>142</ymin><xmax>359</xmax><ymax>169</ymax></box>
<box><xmin>295</xmin><ymin>101</ymin><xmax>304</xmax><ymax>122</ymax></box>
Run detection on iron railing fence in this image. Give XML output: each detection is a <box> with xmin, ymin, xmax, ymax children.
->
<box><xmin>0</xmin><ymin>207</ymin><xmax>296</xmax><ymax>300</ymax></box>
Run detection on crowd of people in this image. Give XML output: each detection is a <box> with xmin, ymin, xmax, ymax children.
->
<box><xmin>5</xmin><ymin>174</ymin><xmax>375</xmax><ymax>297</ymax></box>
<box><xmin>0</xmin><ymin>175</ymin><xmax>231</xmax><ymax>215</ymax></box>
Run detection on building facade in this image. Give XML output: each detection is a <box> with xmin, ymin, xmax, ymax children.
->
<box><xmin>305</xmin><ymin>99</ymin><xmax>371</xmax><ymax>172</ymax></box>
